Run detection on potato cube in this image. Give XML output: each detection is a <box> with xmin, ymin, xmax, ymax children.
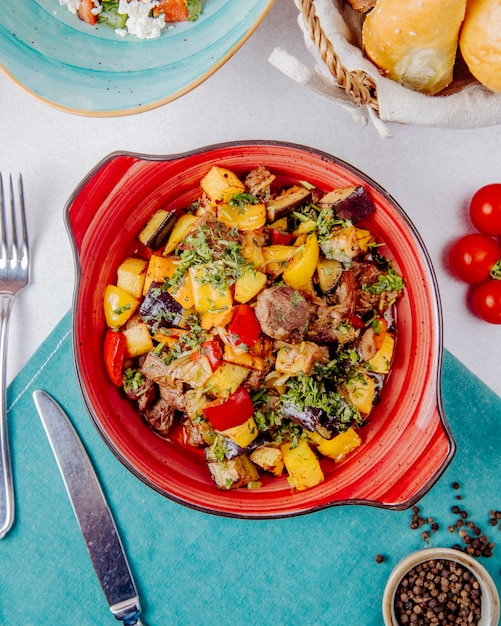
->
<box><xmin>143</xmin><ymin>255</ymin><xmax>176</xmax><ymax>294</ymax></box>
<box><xmin>250</xmin><ymin>446</ymin><xmax>284</xmax><ymax>476</ymax></box>
<box><xmin>342</xmin><ymin>371</ymin><xmax>375</xmax><ymax>415</ymax></box>
<box><xmin>204</xmin><ymin>362</ymin><xmax>249</xmax><ymax>399</ymax></box>
<box><xmin>123</xmin><ymin>322</ymin><xmax>154</xmax><ymax>358</ymax></box>
<box><xmin>117</xmin><ymin>257</ymin><xmax>148</xmax><ymax>299</ymax></box>
<box><xmin>200</xmin><ymin>166</ymin><xmax>245</xmax><ymax>203</ymax></box>
<box><xmin>234</xmin><ymin>269</ymin><xmax>267</xmax><ymax>304</ymax></box>
<box><xmin>275</xmin><ymin>342</ymin><xmax>329</xmax><ymax>376</ymax></box>
<box><xmin>223</xmin><ymin>343</ymin><xmax>264</xmax><ymax>371</ymax></box>
<box><xmin>205</xmin><ymin>452</ymin><xmax>259</xmax><ymax>490</ymax></box>
<box><xmin>281</xmin><ymin>438</ymin><xmax>324</xmax><ymax>491</ymax></box>
<box><xmin>241</xmin><ymin>233</ymin><xmax>266</xmax><ymax>269</ymax></box>
<box><xmin>221</xmin><ymin>417</ymin><xmax>259</xmax><ymax>448</ymax></box>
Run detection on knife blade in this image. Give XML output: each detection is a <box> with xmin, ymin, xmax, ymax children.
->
<box><xmin>33</xmin><ymin>389</ymin><xmax>144</xmax><ymax>625</ymax></box>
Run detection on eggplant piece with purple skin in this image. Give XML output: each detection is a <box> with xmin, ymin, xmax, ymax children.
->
<box><xmin>282</xmin><ymin>403</ymin><xmax>324</xmax><ymax>432</ymax></box>
<box><xmin>138</xmin><ymin>209</ymin><xmax>177</xmax><ymax>250</ymax></box>
<box><xmin>266</xmin><ymin>186</ymin><xmax>312</xmax><ymax>222</ymax></box>
<box><xmin>320</xmin><ymin>185</ymin><xmax>375</xmax><ymax>223</ymax></box>
<box><xmin>139</xmin><ymin>281</ymin><xmax>185</xmax><ymax>332</ymax></box>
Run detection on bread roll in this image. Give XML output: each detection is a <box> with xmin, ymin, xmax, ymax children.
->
<box><xmin>459</xmin><ymin>0</ymin><xmax>501</xmax><ymax>93</ymax></box>
<box><xmin>362</xmin><ymin>0</ymin><xmax>467</xmax><ymax>95</ymax></box>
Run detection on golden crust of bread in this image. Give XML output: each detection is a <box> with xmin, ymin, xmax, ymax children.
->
<box><xmin>362</xmin><ymin>0</ymin><xmax>467</xmax><ymax>95</ymax></box>
<box><xmin>459</xmin><ymin>0</ymin><xmax>501</xmax><ymax>93</ymax></box>
<box><xmin>345</xmin><ymin>0</ymin><xmax>376</xmax><ymax>13</ymax></box>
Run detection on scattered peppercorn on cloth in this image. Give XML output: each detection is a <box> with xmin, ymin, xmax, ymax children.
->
<box><xmin>1</xmin><ymin>312</ymin><xmax>500</xmax><ymax>625</ymax></box>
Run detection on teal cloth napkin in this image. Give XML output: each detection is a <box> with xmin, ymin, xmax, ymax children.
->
<box><xmin>1</xmin><ymin>312</ymin><xmax>500</xmax><ymax>625</ymax></box>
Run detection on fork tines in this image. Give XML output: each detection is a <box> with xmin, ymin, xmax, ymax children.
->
<box><xmin>0</xmin><ymin>173</ymin><xmax>28</xmax><ymax>272</ymax></box>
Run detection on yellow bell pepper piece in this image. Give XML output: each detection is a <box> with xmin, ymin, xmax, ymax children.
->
<box><xmin>368</xmin><ymin>333</ymin><xmax>395</xmax><ymax>374</ymax></box>
<box><xmin>282</xmin><ymin>233</ymin><xmax>319</xmax><ymax>291</ymax></box>
<box><xmin>217</xmin><ymin>202</ymin><xmax>266</xmax><ymax>231</ymax></box>
<box><xmin>189</xmin><ymin>265</ymin><xmax>233</xmax><ymax>314</ymax></box>
<box><xmin>163</xmin><ymin>214</ymin><xmax>198</xmax><ymax>255</ymax></box>
<box><xmin>317</xmin><ymin>427</ymin><xmax>361</xmax><ymax>462</ymax></box>
<box><xmin>103</xmin><ymin>285</ymin><xmax>140</xmax><ymax>328</ymax></box>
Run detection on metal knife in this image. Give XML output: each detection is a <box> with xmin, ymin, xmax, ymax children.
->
<box><xmin>33</xmin><ymin>389</ymin><xmax>144</xmax><ymax>625</ymax></box>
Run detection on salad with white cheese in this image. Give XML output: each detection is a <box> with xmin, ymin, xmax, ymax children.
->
<box><xmin>59</xmin><ymin>0</ymin><xmax>202</xmax><ymax>40</ymax></box>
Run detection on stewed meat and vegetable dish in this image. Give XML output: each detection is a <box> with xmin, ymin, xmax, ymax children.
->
<box><xmin>103</xmin><ymin>165</ymin><xmax>405</xmax><ymax>492</ymax></box>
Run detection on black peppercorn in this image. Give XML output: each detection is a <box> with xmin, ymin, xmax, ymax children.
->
<box><xmin>393</xmin><ymin>559</ymin><xmax>482</xmax><ymax>626</ymax></box>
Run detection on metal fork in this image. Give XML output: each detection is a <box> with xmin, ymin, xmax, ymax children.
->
<box><xmin>0</xmin><ymin>174</ymin><xmax>29</xmax><ymax>539</ymax></box>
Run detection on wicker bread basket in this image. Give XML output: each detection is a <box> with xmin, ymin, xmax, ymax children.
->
<box><xmin>269</xmin><ymin>0</ymin><xmax>501</xmax><ymax>135</ymax></box>
<box><xmin>299</xmin><ymin>0</ymin><xmax>379</xmax><ymax>112</ymax></box>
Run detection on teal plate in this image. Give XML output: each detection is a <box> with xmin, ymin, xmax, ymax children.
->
<box><xmin>0</xmin><ymin>0</ymin><xmax>274</xmax><ymax>116</ymax></box>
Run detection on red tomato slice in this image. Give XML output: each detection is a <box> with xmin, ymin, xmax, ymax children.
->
<box><xmin>449</xmin><ymin>234</ymin><xmax>501</xmax><ymax>284</ymax></box>
<box><xmin>202</xmin><ymin>386</ymin><xmax>254</xmax><ymax>431</ymax></box>
<box><xmin>472</xmin><ymin>280</ymin><xmax>501</xmax><ymax>324</ymax></box>
<box><xmin>154</xmin><ymin>0</ymin><xmax>188</xmax><ymax>21</ymax></box>
<box><xmin>104</xmin><ymin>329</ymin><xmax>126</xmax><ymax>386</ymax></box>
<box><xmin>78</xmin><ymin>0</ymin><xmax>97</xmax><ymax>25</ymax></box>
<box><xmin>469</xmin><ymin>184</ymin><xmax>501</xmax><ymax>236</ymax></box>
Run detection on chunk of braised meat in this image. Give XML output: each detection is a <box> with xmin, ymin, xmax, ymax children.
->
<box><xmin>352</xmin><ymin>261</ymin><xmax>402</xmax><ymax>315</ymax></box>
<box><xmin>354</xmin><ymin>326</ymin><xmax>379</xmax><ymax>362</ymax></box>
<box><xmin>307</xmin><ymin>271</ymin><xmax>360</xmax><ymax>344</ymax></box>
<box><xmin>141</xmin><ymin>351</ymin><xmax>171</xmax><ymax>384</ymax></box>
<box><xmin>143</xmin><ymin>398</ymin><xmax>175</xmax><ymax>436</ymax></box>
<box><xmin>255</xmin><ymin>286</ymin><xmax>310</xmax><ymax>341</ymax></box>
<box><xmin>159</xmin><ymin>381</ymin><xmax>186</xmax><ymax>412</ymax></box>
<box><xmin>244</xmin><ymin>165</ymin><xmax>276</xmax><ymax>198</ymax></box>
<box><xmin>123</xmin><ymin>375</ymin><xmax>157</xmax><ymax>412</ymax></box>
<box><xmin>351</xmin><ymin>262</ymin><xmax>381</xmax><ymax>315</ymax></box>
<box><xmin>327</xmin><ymin>270</ymin><xmax>356</xmax><ymax>317</ymax></box>
<box><xmin>245</xmin><ymin>353</ymin><xmax>276</xmax><ymax>390</ymax></box>
<box><xmin>182</xmin><ymin>416</ymin><xmax>213</xmax><ymax>448</ymax></box>
<box><xmin>307</xmin><ymin>303</ymin><xmax>360</xmax><ymax>345</ymax></box>
<box><xmin>141</xmin><ymin>351</ymin><xmax>188</xmax><ymax>412</ymax></box>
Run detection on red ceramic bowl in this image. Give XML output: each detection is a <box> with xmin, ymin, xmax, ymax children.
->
<box><xmin>65</xmin><ymin>140</ymin><xmax>455</xmax><ymax>518</ymax></box>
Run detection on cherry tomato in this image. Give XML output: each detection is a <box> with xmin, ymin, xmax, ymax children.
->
<box><xmin>469</xmin><ymin>184</ymin><xmax>501</xmax><ymax>236</ymax></box>
<box><xmin>449</xmin><ymin>234</ymin><xmax>501</xmax><ymax>284</ymax></box>
<box><xmin>472</xmin><ymin>280</ymin><xmax>501</xmax><ymax>324</ymax></box>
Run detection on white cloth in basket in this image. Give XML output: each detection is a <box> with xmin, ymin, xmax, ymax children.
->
<box><xmin>269</xmin><ymin>0</ymin><xmax>501</xmax><ymax>138</ymax></box>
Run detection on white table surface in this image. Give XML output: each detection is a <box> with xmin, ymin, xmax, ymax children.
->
<box><xmin>1</xmin><ymin>0</ymin><xmax>500</xmax><ymax>397</ymax></box>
